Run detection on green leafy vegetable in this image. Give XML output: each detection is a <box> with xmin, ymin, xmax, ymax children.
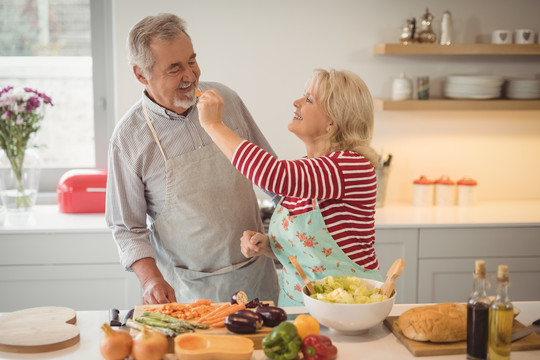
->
<box><xmin>311</xmin><ymin>276</ymin><xmax>388</xmax><ymax>304</ymax></box>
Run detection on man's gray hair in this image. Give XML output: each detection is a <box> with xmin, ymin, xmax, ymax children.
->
<box><xmin>127</xmin><ymin>13</ymin><xmax>190</xmax><ymax>79</ymax></box>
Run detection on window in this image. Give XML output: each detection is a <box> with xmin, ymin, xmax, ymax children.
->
<box><xmin>0</xmin><ymin>0</ymin><xmax>114</xmax><ymax>195</ymax></box>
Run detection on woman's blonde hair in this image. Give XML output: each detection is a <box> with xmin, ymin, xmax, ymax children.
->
<box><xmin>311</xmin><ymin>68</ymin><xmax>379</xmax><ymax>168</ymax></box>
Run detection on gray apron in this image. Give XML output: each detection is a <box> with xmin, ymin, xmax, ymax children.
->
<box><xmin>143</xmin><ymin>103</ymin><xmax>279</xmax><ymax>303</ymax></box>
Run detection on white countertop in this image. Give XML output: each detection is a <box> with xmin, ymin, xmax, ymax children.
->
<box><xmin>0</xmin><ymin>302</ymin><xmax>538</xmax><ymax>360</ymax></box>
<box><xmin>1</xmin><ymin>201</ymin><xmax>539</xmax><ymax>233</ymax></box>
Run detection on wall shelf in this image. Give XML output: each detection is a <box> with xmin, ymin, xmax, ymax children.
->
<box><xmin>374</xmin><ymin>98</ymin><xmax>540</xmax><ymax>111</ymax></box>
<box><xmin>373</xmin><ymin>43</ymin><xmax>540</xmax><ymax>55</ymax></box>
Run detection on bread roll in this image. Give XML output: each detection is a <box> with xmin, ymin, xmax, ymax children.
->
<box><xmin>397</xmin><ymin>303</ymin><xmax>466</xmax><ymax>342</ymax></box>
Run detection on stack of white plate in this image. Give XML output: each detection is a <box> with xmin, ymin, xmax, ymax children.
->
<box><xmin>444</xmin><ymin>75</ymin><xmax>504</xmax><ymax>99</ymax></box>
<box><xmin>506</xmin><ymin>79</ymin><xmax>540</xmax><ymax>99</ymax></box>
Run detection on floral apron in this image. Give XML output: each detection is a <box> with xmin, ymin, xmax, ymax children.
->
<box><xmin>143</xmin><ymin>103</ymin><xmax>279</xmax><ymax>303</ymax></box>
<box><xmin>269</xmin><ymin>199</ymin><xmax>382</xmax><ymax>306</ymax></box>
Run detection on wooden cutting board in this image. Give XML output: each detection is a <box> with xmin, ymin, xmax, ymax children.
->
<box><xmin>133</xmin><ymin>302</ymin><xmax>274</xmax><ymax>352</ymax></box>
<box><xmin>384</xmin><ymin>316</ymin><xmax>540</xmax><ymax>357</ymax></box>
<box><xmin>0</xmin><ymin>306</ymin><xmax>79</xmax><ymax>353</ymax></box>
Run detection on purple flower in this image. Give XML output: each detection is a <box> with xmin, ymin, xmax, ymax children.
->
<box><xmin>26</xmin><ymin>96</ymin><xmax>41</xmax><ymax>111</ymax></box>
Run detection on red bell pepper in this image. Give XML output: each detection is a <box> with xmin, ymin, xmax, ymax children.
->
<box><xmin>301</xmin><ymin>334</ymin><xmax>338</xmax><ymax>360</ymax></box>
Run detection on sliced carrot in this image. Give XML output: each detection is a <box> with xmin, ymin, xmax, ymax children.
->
<box><xmin>207</xmin><ymin>319</ymin><xmax>226</xmax><ymax>328</ymax></box>
<box><xmin>196</xmin><ymin>90</ymin><xmax>202</xmax><ymax>97</ymax></box>
<box><xmin>190</xmin><ymin>299</ymin><xmax>211</xmax><ymax>307</ymax></box>
<box><xmin>197</xmin><ymin>304</ymin><xmax>230</xmax><ymax>323</ymax></box>
<box><xmin>200</xmin><ymin>304</ymin><xmax>246</xmax><ymax>324</ymax></box>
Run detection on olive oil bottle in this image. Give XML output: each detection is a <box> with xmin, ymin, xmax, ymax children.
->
<box><xmin>487</xmin><ymin>265</ymin><xmax>513</xmax><ymax>360</ymax></box>
<box><xmin>467</xmin><ymin>260</ymin><xmax>490</xmax><ymax>360</ymax></box>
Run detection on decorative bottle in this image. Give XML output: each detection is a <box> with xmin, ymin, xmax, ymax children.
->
<box><xmin>467</xmin><ymin>260</ymin><xmax>490</xmax><ymax>360</ymax></box>
<box><xmin>487</xmin><ymin>265</ymin><xmax>513</xmax><ymax>360</ymax></box>
<box><xmin>440</xmin><ymin>10</ymin><xmax>453</xmax><ymax>45</ymax></box>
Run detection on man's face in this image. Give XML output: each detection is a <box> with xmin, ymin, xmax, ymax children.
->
<box><xmin>136</xmin><ymin>32</ymin><xmax>201</xmax><ymax>114</ymax></box>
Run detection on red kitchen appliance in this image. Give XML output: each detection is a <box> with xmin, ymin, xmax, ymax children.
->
<box><xmin>57</xmin><ymin>169</ymin><xmax>107</xmax><ymax>213</ymax></box>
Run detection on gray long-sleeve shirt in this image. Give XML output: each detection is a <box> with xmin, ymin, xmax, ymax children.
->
<box><xmin>105</xmin><ymin>81</ymin><xmax>277</xmax><ymax>270</ymax></box>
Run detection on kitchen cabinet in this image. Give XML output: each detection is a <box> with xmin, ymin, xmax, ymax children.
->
<box><xmin>417</xmin><ymin>227</ymin><xmax>540</xmax><ymax>303</ymax></box>
<box><xmin>2</xmin><ymin>203</ymin><xmax>539</xmax><ymax>310</ymax></box>
<box><xmin>372</xmin><ymin>43</ymin><xmax>540</xmax><ymax>111</ymax></box>
<box><xmin>0</xmin><ymin>228</ymin><xmax>141</xmax><ymax>312</ymax></box>
<box><xmin>374</xmin><ymin>229</ymin><xmax>418</xmax><ymax>304</ymax></box>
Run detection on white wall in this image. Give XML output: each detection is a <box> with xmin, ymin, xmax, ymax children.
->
<box><xmin>112</xmin><ymin>0</ymin><xmax>540</xmax><ymax>204</ymax></box>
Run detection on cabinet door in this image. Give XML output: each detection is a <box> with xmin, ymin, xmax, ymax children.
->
<box><xmin>0</xmin><ymin>264</ymin><xmax>142</xmax><ymax>312</ymax></box>
<box><xmin>374</xmin><ymin>229</ymin><xmax>418</xmax><ymax>304</ymax></box>
<box><xmin>417</xmin><ymin>257</ymin><xmax>540</xmax><ymax>303</ymax></box>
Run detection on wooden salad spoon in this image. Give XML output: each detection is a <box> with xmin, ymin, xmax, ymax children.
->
<box><xmin>288</xmin><ymin>255</ymin><xmax>316</xmax><ymax>295</ymax></box>
<box><xmin>380</xmin><ymin>258</ymin><xmax>405</xmax><ymax>298</ymax></box>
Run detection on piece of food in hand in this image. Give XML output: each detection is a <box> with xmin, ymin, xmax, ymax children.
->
<box><xmin>131</xmin><ymin>324</ymin><xmax>168</xmax><ymax>360</ymax></box>
<box><xmin>225</xmin><ymin>309</ymin><xmax>264</xmax><ymax>334</ymax></box>
<box><xmin>99</xmin><ymin>323</ymin><xmax>133</xmax><ymax>360</ymax></box>
<box><xmin>255</xmin><ymin>305</ymin><xmax>287</xmax><ymax>327</ymax></box>
<box><xmin>398</xmin><ymin>303</ymin><xmax>467</xmax><ymax>342</ymax></box>
<box><xmin>196</xmin><ymin>90</ymin><xmax>202</xmax><ymax>97</ymax></box>
<box><xmin>293</xmin><ymin>314</ymin><xmax>320</xmax><ymax>340</ymax></box>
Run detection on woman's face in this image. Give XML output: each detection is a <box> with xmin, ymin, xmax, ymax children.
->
<box><xmin>289</xmin><ymin>82</ymin><xmax>332</xmax><ymax>144</ymax></box>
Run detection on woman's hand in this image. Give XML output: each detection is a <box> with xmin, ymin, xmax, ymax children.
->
<box><xmin>240</xmin><ymin>230</ymin><xmax>275</xmax><ymax>259</ymax></box>
<box><xmin>195</xmin><ymin>89</ymin><xmax>244</xmax><ymax>160</ymax></box>
<box><xmin>196</xmin><ymin>89</ymin><xmax>224</xmax><ymax>131</ymax></box>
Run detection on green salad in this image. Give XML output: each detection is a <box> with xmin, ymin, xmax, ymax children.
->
<box><xmin>310</xmin><ymin>276</ymin><xmax>388</xmax><ymax>304</ymax></box>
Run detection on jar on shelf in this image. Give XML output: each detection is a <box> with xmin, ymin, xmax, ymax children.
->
<box><xmin>457</xmin><ymin>177</ymin><xmax>478</xmax><ymax>206</ymax></box>
<box><xmin>412</xmin><ymin>175</ymin><xmax>435</xmax><ymax>206</ymax></box>
<box><xmin>392</xmin><ymin>73</ymin><xmax>413</xmax><ymax>100</ymax></box>
<box><xmin>434</xmin><ymin>175</ymin><xmax>456</xmax><ymax>206</ymax></box>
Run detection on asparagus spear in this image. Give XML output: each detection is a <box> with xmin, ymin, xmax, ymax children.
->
<box><xmin>142</xmin><ymin>311</ymin><xmax>209</xmax><ymax>329</ymax></box>
<box><xmin>125</xmin><ymin>318</ymin><xmax>177</xmax><ymax>337</ymax></box>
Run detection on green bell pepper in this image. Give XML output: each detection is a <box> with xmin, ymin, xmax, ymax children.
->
<box><xmin>262</xmin><ymin>321</ymin><xmax>302</xmax><ymax>360</ymax></box>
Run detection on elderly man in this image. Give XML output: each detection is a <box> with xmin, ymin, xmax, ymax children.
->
<box><xmin>105</xmin><ymin>13</ymin><xmax>279</xmax><ymax>304</ymax></box>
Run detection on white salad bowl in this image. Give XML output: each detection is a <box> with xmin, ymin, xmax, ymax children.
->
<box><xmin>302</xmin><ymin>278</ymin><xmax>396</xmax><ymax>335</ymax></box>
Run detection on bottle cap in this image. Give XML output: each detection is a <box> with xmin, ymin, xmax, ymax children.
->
<box><xmin>435</xmin><ymin>175</ymin><xmax>455</xmax><ymax>185</ymax></box>
<box><xmin>413</xmin><ymin>175</ymin><xmax>434</xmax><ymax>185</ymax></box>
<box><xmin>457</xmin><ymin>177</ymin><xmax>478</xmax><ymax>186</ymax></box>
<box><xmin>497</xmin><ymin>265</ymin><xmax>509</xmax><ymax>282</ymax></box>
<box><xmin>474</xmin><ymin>260</ymin><xmax>486</xmax><ymax>279</ymax></box>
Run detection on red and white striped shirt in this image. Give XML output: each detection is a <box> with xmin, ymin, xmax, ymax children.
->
<box><xmin>232</xmin><ymin>140</ymin><xmax>379</xmax><ymax>270</ymax></box>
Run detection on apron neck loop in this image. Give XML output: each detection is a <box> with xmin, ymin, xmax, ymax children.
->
<box><xmin>143</xmin><ymin>102</ymin><xmax>168</xmax><ymax>161</ymax></box>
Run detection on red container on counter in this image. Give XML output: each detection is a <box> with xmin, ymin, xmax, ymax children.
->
<box><xmin>57</xmin><ymin>169</ymin><xmax>107</xmax><ymax>213</ymax></box>
<box><xmin>457</xmin><ymin>177</ymin><xmax>478</xmax><ymax>206</ymax></box>
<box><xmin>434</xmin><ymin>175</ymin><xmax>456</xmax><ymax>206</ymax></box>
<box><xmin>412</xmin><ymin>175</ymin><xmax>435</xmax><ymax>206</ymax></box>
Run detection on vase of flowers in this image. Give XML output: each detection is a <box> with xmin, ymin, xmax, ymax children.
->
<box><xmin>0</xmin><ymin>86</ymin><xmax>53</xmax><ymax>212</ymax></box>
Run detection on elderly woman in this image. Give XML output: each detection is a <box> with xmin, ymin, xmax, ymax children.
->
<box><xmin>197</xmin><ymin>69</ymin><xmax>382</xmax><ymax>306</ymax></box>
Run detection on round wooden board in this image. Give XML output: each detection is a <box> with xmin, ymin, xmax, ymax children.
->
<box><xmin>0</xmin><ymin>306</ymin><xmax>80</xmax><ymax>353</ymax></box>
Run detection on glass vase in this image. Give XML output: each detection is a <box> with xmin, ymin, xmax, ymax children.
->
<box><xmin>0</xmin><ymin>148</ymin><xmax>41</xmax><ymax>212</ymax></box>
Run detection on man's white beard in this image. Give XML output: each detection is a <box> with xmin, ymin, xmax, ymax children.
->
<box><xmin>174</xmin><ymin>92</ymin><xmax>197</xmax><ymax>109</ymax></box>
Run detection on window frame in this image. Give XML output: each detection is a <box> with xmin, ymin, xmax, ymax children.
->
<box><xmin>38</xmin><ymin>0</ymin><xmax>115</xmax><ymax>196</ymax></box>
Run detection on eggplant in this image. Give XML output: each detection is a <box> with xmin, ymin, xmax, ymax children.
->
<box><xmin>230</xmin><ymin>290</ymin><xmax>249</xmax><ymax>305</ymax></box>
<box><xmin>225</xmin><ymin>310</ymin><xmax>264</xmax><ymax>334</ymax></box>
<box><xmin>255</xmin><ymin>305</ymin><xmax>287</xmax><ymax>327</ymax></box>
<box><xmin>245</xmin><ymin>297</ymin><xmax>260</xmax><ymax>309</ymax></box>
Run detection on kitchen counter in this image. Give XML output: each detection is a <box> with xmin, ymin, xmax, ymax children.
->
<box><xmin>375</xmin><ymin>200</ymin><xmax>540</xmax><ymax>228</ymax></box>
<box><xmin>1</xmin><ymin>200</ymin><xmax>539</xmax><ymax>231</ymax></box>
<box><xmin>0</xmin><ymin>302</ymin><xmax>538</xmax><ymax>360</ymax></box>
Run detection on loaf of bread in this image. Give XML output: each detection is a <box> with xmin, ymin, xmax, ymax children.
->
<box><xmin>397</xmin><ymin>303</ymin><xmax>467</xmax><ymax>343</ymax></box>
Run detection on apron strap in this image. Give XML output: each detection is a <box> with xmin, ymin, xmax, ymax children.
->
<box><xmin>142</xmin><ymin>102</ymin><xmax>168</xmax><ymax>161</ymax></box>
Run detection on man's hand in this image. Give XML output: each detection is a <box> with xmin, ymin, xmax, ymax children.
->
<box><xmin>131</xmin><ymin>257</ymin><xmax>176</xmax><ymax>304</ymax></box>
<box><xmin>240</xmin><ymin>230</ymin><xmax>276</xmax><ymax>259</ymax></box>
